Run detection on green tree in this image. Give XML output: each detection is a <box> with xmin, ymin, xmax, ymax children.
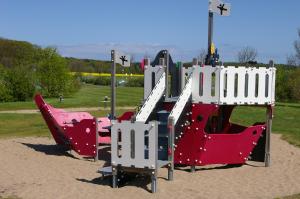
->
<box><xmin>36</xmin><ymin>48</ymin><xmax>76</xmax><ymax>97</ymax></box>
<box><xmin>0</xmin><ymin>64</ymin><xmax>12</xmax><ymax>102</ymax></box>
<box><xmin>4</xmin><ymin>65</ymin><xmax>35</xmax><ymax>101</ymax></box>
<box><xmin>288</xmin><ymin>68</ymin><xmax>300</xmax><ymax>101</ymax></box>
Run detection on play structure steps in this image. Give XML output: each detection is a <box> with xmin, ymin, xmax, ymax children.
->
<box><xmin>98</xmin><ymin>166</ymin><xmax>113</xmax><ymax>178</ymax></box>
<box><xmin>157</xmin><ymin>110</ymin><xmax>170</xmax><ymax>160</ymax></box>
<box><xmin>135</xmin><ymin>72</ymin><xmax>166</xmax><ymax>122</ymax></box>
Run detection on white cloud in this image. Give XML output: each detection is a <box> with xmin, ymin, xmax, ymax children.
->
<box><xmin>55</xmin><ymin>42</ymin><xmax>285</xmax><ymax>64</ymax></box>
<box><xmin>55</xmin><ymin>42</ymin><xmax>206</xmax><ymax>62</ymax></box>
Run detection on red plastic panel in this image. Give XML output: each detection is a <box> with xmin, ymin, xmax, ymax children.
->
<box><xmin>174</xmin><ymin>103</ymin><xmax>266</xmax><ymax>166</ymax></box>
<box><xmin>117</xmin><ymin>111</ymin><xmax>135</xmax><ymax>122</ymax></box>
<box><xmin>35</xmin><ymin>94</ymin><xmax>100</xmax><ymax>157</ymax></box>
<box><xmin>64</xmin><ymin>119</ymin><xmax>97</xmax><ymax>156</ymax></box>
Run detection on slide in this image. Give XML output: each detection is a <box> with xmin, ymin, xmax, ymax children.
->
<box><xmin>135</xmin><ymin>72</ymin><xmax>166</xmax><ymax>122</ymax></box>
<box><xmin>169</xmin><ymin>75</ymin><xmax>193</xmax><ymax>125</ymax></box>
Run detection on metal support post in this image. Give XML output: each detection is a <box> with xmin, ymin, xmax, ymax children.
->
<box><xmin>192</xmin><ymin>58</ymin><xmax>198</xmax><ymax>66</ymax></box>
<box><xmin>151</xmin><ymin>171</ymin><xmax>157</xmax><ymax>193</ymax></box>
<box><xmin>167</xmin><ymin>116</ymin><xmax>175</xmax><ymax>181</ymax></box>
<box><xmin>205</xmin><ymin>11</ymin><xmax>214</xmax><ymax>65</ymax></box>
<box><xmin>191</xmin><ymin>166</ymin><xmax>196</xmax><ymax>173</ymax></box>
<box><xmin>265</xmin><ymin>106</ymin><xmax>272</xmax><ymax>167</ymax></box>
<box><xmin>112</xmin><ymin>166</ymin><xmax>118</xmax><ymax>188</ymax></box>
<box><xmin>111</xmin><ymin>50</ymin><xmax>116</xmax><ymax>119</ymax></box>
<box><xmin>94</xmin><ymin>117</ymin><xmax>99</xmax><ymax>162</ymax></box>
<box><xmin>164</xmin><ymin>50</ymin><xmax>169</xmax><ymax>99</ymax></box>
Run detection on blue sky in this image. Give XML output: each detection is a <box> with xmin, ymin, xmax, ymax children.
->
<box><xmin>0</xmin><ymin>0</ymin><xmax>299</xmax><ymax>63</ymax></box>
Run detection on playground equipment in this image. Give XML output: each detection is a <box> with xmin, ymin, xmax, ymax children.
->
<box><xmin>35</xmin><ymin>0</ymin><xmax>276</xmax><ymax>193</ymax></box>
<box><xmin>35</xmin><ymin>52</ymin><xmax>276</xmax><ymax>192</ymax></box>
<box><xmin>104</xmin><ymin>53</ymin><xmax>276</xmax><ymax>192</ymax></box>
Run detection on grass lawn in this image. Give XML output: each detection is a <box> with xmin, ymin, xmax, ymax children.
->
<box><xmin>0</xmin><ymin>110</ymin><xmax>129</xmax><ymax>139</ymax></box>
<box><xmin>0</xmin><ymin>85</ymin><xmax>299</xmax><ymax>147</ymax></box>
<box><xmin>231</xmin><ymin>102</ymin><xmax>300</xmax><ymax>147</ymax></box>
<box><xmin>0</xmin><ymin>84</ymin><xmax>143</xmax><ymax>111</ymax></box>
<box><xmin>0</xmin><ymin>101</ymin><xmax>299</xmax><ymax>147</ymax></box>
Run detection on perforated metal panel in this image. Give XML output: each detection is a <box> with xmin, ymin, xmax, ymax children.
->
<box><xmin>111</xmin><ymin>121</ymin><xmax>158</xmax><ymax>169</ymax></box>
<box><xmin>192</xmin><ymin>65</ymin><xmax>276</xmax><ymax>105</ymax></box>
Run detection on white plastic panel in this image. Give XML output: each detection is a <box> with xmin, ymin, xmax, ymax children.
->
<box><xmin>192</xmin><ymin>65</ymin><xmax>220</xmax><ymax>104</ymax></box>
<box><xmin>136</xmin><ymin>73</ymin><xmax>165</xmax><ymax>122</ymax></box>
<box><xmin>169</xmin><ymin>75</ymin><xmax>192</xmax><ymax>125</ymax></box>
<box><xmin>144</xmin><ymin>65</ymin><xmax>164</xmax><ymax>100</ymax></box>
<box><xmin>180</xmin><ymin>67</ymin><xmax>193</xmax><ymax>91</ymax></box>
<box><xmin>111</xmin><ymin>121</ymin><xmax>157</xmax><ymax>169</ymax></box>
<box><xmin>192</xmin><ymin>65</ymin><xmax>276</xmax><ymax>105</ymax></box>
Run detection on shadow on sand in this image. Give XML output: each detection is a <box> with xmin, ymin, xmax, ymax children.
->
<box><xmin>20</xmin><ymin>142</ymin><xmax>79</xmax><ymax>159</ymax></box>
<box><xmin>175</xmin><ymin>164</ymin><xmax>244</xmax><ymax>172</ymax></box>
<box><xmin>77</xmin><ymin>174</ymin><xmax>153</xmax><ymax>193</ymax></box>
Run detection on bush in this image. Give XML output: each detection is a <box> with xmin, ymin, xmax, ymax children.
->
<box><xmin>94</xmin><ymin>77</ymin><xmax>111</xmax><ymax>86</ymax></box>
<box><xmin>288</xmin><ymin>68</ymin><xmax>300</xmax><ymax>101</ymax></box>
<box><xmin>4</xmin><ymin>66</ymin><xmax>35</xmax><ymax>101</ymax></box>
<box><xmin>84</xmin><ymin>76</ymin><xmax>144</xmax><ymax>87</ymax></box>
<box><xmin>126</xmin><ymin>77</ymin><xmax>144</xmax><ymax>87</ymax></box>
<box><xmin>0</xmin><ymin>65</ymin><xmax>12</xmax><ymax>102</ymax></box>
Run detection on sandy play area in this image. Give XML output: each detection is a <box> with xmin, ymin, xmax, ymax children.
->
<box><xmin>1</xmin><ymin>134</ymin><xmax>300</xmax><ymax>199</ymax></box>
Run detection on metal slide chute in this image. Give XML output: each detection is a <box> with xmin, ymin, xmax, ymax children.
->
<box><xmin>135</xmin><ymin>72</ymin><xmax>166</xmax><ymax>123</ymax></box>
<box><xmin>169</xmin><ymin>74</ymin><xmax>193</xmax><ymax>125</ymax></box>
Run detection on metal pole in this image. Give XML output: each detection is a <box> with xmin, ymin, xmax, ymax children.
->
<box><xmin>95</xmin><ymin>117</ymin><xmax>99</xmax><ymax>162</ymax></box>
<box><xmin>265</xmin><ymin>106</ymin><xmax>272</xmax><ymax>167</ymax></box>
<box><xmin>151</xmin><ymin>171</ymin><xmax>157</xmax><ymax>193</ymax></box>
<box><xmin>165</xmin><ymin>50</ymin><xmax>169</xmax><ymax>99</ymax></box>
<box><xmin>265</xmin><ymin>60</ymin><xmax>274</xmax><ymax>167</ymax></box>
<box><xmin>111</xmin><ymin>50</ymin><xmax>116</xmax><ymax>119</ymax></box>
<box><xmin>206</xmin><ymin>11</ymin><xmax>214</xmax><ymax>65</ymax></box>
<box><xmin>112</xmin><ymin>166</ymin><xmax>118</xmax><ymax>188</ymax></box>
<box><xmin>167</xmin><ymin>116</ymin><xmax>175</xmax><ymax>181</ymax></box>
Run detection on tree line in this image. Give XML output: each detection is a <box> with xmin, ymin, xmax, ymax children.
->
<box><xmin>0</xmin><ymin>33</ymin><xmax>299</xmax><ymax>103</ymax></box>
<box><xmin>0</xmin><ymin>38</ymin><xmax>80</xmax><ymax>102</ymax></box>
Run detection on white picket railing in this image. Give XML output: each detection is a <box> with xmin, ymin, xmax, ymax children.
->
<box><xmin>192</xmin><ymin>65</ymin><xmax>276</xmax><ymax>105</ymax></box>
<box><xmin>111</xmin><ymin>121</ymin><xmax>157</xmax><ymax>169</ymax></box>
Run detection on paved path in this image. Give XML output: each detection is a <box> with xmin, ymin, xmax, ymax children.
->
<box><xmin>0</xmin><ymin>106</ymin><xmax>135</xmax><ymax>114</ymax></box>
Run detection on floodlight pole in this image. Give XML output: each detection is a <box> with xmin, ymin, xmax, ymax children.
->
<box><xmin>111</xmin><ymin>50</ymin><xmax>116</xmax><ymax>119</ymax></box>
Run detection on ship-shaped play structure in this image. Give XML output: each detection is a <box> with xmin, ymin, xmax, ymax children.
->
<box><xmin>35</xmin><ymin>0</ymin><xmax>276</xmax><ymax>193</ymax></box>
<box><xmin>35</xmin><ymin>51</ymin><xmax>276</xmax><ymax>192</ymax></box>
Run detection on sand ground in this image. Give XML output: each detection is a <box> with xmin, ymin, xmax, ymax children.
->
<box><xmin>0</xmin><ymin>134</ymin><xmax>300</xmax><ymax>199</ymax></box>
